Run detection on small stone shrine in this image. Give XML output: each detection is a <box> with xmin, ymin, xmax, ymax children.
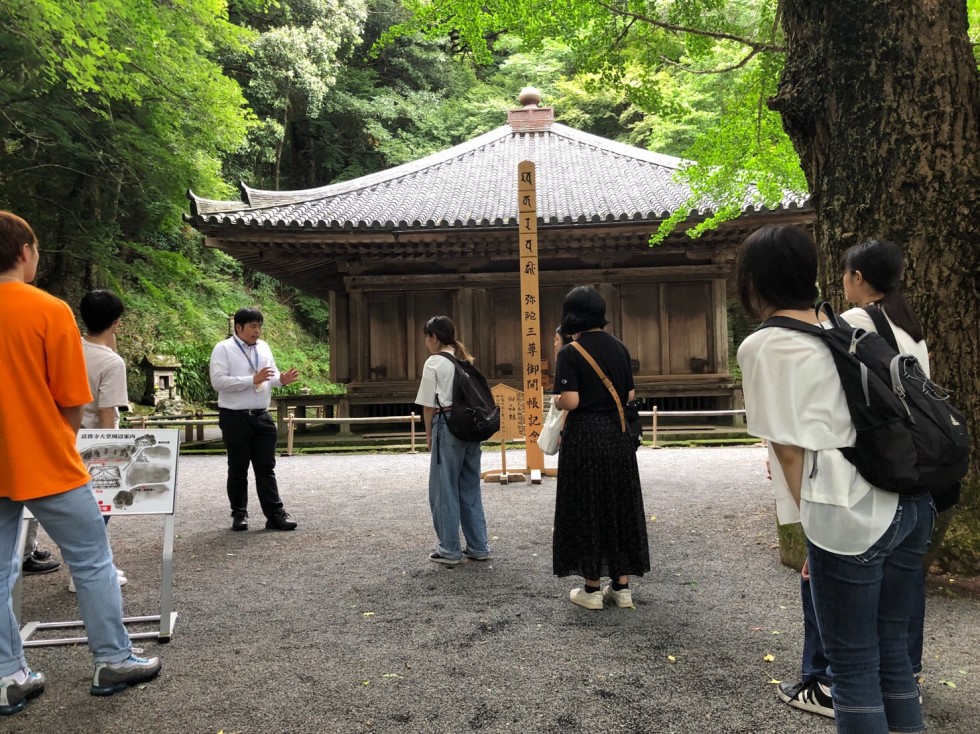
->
<box><xmin>140</xmin><ymin>354</ymin><xmax>183</xmax><ymax>407</ymax></box>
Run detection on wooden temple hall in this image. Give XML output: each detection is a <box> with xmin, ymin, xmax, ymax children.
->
<box><xmin>187</xmin><ymin>89</ymin><xmax>811</xmax><ymax>425</ymax></box>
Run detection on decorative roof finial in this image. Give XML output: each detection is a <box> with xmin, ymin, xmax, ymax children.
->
<box><xmin>518</xmin><ymin>87</ymin><xmax>542</xmax><ymax>107</ymax></box>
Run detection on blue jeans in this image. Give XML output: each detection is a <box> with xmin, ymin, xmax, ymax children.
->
<box><xmin>1</xmin><ymin>484</ymin><xmax>132</xmax><ymax>676</ymax></box>
<box><xmin>428</xmin><ymin>414</ymin><xmax>488</xmax><ymax>560</ymax></box>
<box><xmin>808</xmin><ymin>494</ymin><xmax>934</xmax><ymax>734</ymax></box>
<box><xmin>801</xmin><ymin>566</ymin><xmax>925</xmax><ymax>686</ymax></box>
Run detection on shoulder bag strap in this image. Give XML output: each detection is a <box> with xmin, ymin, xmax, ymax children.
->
<box><xmin>569</xmin><ymin>341</ymin><xmax>626</xmax><ymax>432</ymax></box>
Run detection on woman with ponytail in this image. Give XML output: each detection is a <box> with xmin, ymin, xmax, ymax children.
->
<box><xmin>776</xmin><ymin>239</ymin><xmax>947</xmax><ymax>726</ymax></box>
<box><xmin>414</xmin><ymin>316</ymin><xmax>490</xmax><ymax>565</ymax></box>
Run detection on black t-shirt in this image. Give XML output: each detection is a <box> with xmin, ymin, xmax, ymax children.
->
<box><xmin>553</xmin><ymin>330</ymin><xmax>634</xmax><ymax>414</ymax></box>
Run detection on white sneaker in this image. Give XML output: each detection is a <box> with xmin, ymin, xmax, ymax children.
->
<box><xmin>68</xmin><ymin>569</ymin><xmax>127</xmax><ymax>593</ymax></box>
<box><xmin>569</xmin><ymin>587</ymin><xmax>604</xmax><ymax>610</ymax></box>
<box><xmin>603</xmin><ymin>585</ymin><xmax>633</xmax><ymax>608</ymax></box>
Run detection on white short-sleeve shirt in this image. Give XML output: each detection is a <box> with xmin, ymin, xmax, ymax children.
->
<box><xmin>81</xmin><ymin>340</ymin><xmax>129</xmax><ymax>429</ymax></box>
<box><xmin>738</xmin><ymin>325</ymin><xmax>899</xmax><ymax>555</ymax></box>
<box><xmin>415</xmin><ymin>350</ymin><xmax>457</xmax><ymax>408</ymax></box>
<box><xmin>840</xmin><ymin>307</ymin><xmax>930</xmax><ymax>378</ymax></box>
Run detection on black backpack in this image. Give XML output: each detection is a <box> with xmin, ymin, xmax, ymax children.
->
<box><xmin>762</xmin><ymin>303</ymin><xmax>970</xmax><ymax>496</ymax></box>
<box><xmin>435</xmin><ymin>353</ymin><xmax>501</xmax><ymax>442</ymax></box>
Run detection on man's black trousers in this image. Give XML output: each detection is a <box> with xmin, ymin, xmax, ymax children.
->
<box><xmin>217</xmin><ymin>408</ymin><xmax>284</xmax><ymax>519</ymax></box>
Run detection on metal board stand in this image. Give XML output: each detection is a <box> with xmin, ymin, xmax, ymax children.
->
<box><xmin>17</xmin><ymin>514</ymin><xmax>178</xmax><ymax>646</ymax></box>
<box><xmin>15</xmin><ymin>428</ymin><xmax>181</xmax><ymax>647</ymax></box>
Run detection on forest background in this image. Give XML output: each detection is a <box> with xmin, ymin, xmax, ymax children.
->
<box><xmin>1</xmin><ymin>1</ymin><xmax>979</xmax><ymax>567</ymax></box>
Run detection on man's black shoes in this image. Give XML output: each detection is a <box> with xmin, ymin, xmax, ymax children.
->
<box><xmin>265</xmin><ymin>511</ymin><xmax>297</xmax><ymax>531</ymax></box>
<box><xmin>232</xmin><ymin>509</ymin><xmax>298</xmax><ymax>531</ymax></box>
<box><xmin>22</xmin><ymin>554</ymin><xmax>61</xmax><ymax>575</ymax></box>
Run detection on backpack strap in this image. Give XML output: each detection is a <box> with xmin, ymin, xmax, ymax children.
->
<box><xmin>759</xmin><ymin>316</ymin><xmax>826</xmax><ymax>336</ymax></box>
<box><xmin>863</xmin><ymin>304</ymin><xmax>900</xmax><ymax>352</ymax></box>
<box><xmin>569</xmin><ymin>341</ymin><xmax>627</xmax><ymax>432</ymax></box>
<box><xmin>433</xmin><ymin>352</ymin><xmax>459</xmax><ymax>417</ymax></box>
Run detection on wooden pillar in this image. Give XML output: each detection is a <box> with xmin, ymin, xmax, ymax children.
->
<box><xmin>659</xmin><ymin>285</ymin><xmax>671</xmax><ymax>375</ymax></box>
<box><xmin>472</xmin><ymin>288</ymin><xmax>491</xmax><ymax>371</ymax></box>
<box><xmin>711</xmin><ymin>278</ymin><xmax>729</xmax><ymax>374</ymax></box>
<box><xmin>406</xmin><ymin>292</ymin><xmax>417</xmax><ymax>381</ymax></box>
<box><xmin>456</xmin><ymin>286</ymin><xmax>476</xmax><ymax>358</ymax></box>
<box><xmin>329</xmin><ymin>291</ymin><xmax>351</xmax><ymax>383</ymax></box>
<box><xmin>349</xmin><ymin>290</ymin><xmax>368</xmax><ymax>384</ymax></box>
<box><xmin>598</xmin><ymin>283</ymin><xmax>617</xmax><ymax>336</ymax></box>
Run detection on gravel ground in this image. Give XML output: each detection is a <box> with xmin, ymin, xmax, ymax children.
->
<box><xmin>9</xmin><ymin>446</ymin><xmax>979</xmax><ymax>734</ymax></box>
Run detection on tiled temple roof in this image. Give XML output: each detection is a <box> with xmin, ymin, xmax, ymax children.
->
<box><xmin>187</xmin><ymin>121</ymin><xmax>807</xmax><ymax>232</ymax></box>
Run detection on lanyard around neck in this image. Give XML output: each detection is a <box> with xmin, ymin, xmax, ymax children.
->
<box><xmin>233</xmin><ymin>337</ymin><xmax>259</xmax><ymax>373</ymax></box>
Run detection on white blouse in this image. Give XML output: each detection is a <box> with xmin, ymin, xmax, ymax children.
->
<box><xmin>840</xmin><ymin>307</ymin><xmax>930</xmax><ymax>378</ymax></box>
<box><xmin>738</xmin><ymin>325</ymin><xmax>899</xmax><ymax>555</ymax></box>
<box><xmin>414</xmin><ymin>349</ymin><xmax>457</xmax><ymax>408</ymax></box>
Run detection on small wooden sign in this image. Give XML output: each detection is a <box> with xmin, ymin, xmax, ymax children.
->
<box><xmin>484</xmin><ymin>384</ymin><xmax>527</xmax><ymax>483</ymax></box>
<box><xmin>490</xmin><ymin>384</ymin><xmax>525</xmax><ymax>441</ymax></box>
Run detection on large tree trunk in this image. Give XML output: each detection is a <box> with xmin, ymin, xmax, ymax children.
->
<box><xmin>770</xmin><ymin>1</ymin><xmax>980</xmax><ymax>570</ymax></box>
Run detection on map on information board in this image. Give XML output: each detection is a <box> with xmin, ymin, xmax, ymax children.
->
<box><xmin>77</xmin><ymin>429</ymin><xmax>180</xmax><ymax>516</ymax></box>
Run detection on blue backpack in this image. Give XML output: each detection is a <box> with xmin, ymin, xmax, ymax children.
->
<box><xmin>762</xmin><ymin>303</ymin><xmax>969</xmax><ymax>496</ymax></box>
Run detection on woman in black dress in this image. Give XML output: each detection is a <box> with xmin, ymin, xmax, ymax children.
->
<box><xmin>552</xmin><ymin>286</ymin><xmax>650</xmax><ymax>609</ymax></box>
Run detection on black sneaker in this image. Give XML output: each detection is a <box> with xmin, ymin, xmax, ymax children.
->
<box><xmin>265</xmin><ymin>511</ymin><xmax>297</xmax><ymax>531</ymax></box>
<box><xmin>31</xmin><ymin>547</ymin><xmax>53</xmax><ymax>561</ymax></box>
<box><xmin>22</xmin><ymin>555</ymin><xmax>62</xmax><ymax>575</ymax></box>
<box><xmin>777</xmin><ymin>680</ymin><xmax>834</xmax><ymax>718</ymax></box>
<box><xmin>231</xmin><ymin>511</ymin><xmax>248</xmax><ymax>531</ymax></box>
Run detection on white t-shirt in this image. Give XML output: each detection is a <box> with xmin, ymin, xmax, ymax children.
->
<box><xmin>738</xmin><ymin>325</ymin><xmax>899</xmax><ymax>555</ymax></box>
<box><xmin>81</xmin><ymin>339</ymin><xmax>129</xmax><ymax>429</ymax></box>
<box><xmin>840</xmin><ymin>307</ymin><xmax>930</xmax><ymax>378</ymax></box>
<box><xmin>415</xmin><ymin>350</ymin><xmax>457</xmax><ymax>408</ymax></box>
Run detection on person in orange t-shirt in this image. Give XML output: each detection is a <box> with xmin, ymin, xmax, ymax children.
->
<box><xmin>0</xmin><ymin>212</ymin><xmax>160</xmax><ymax>716</ymax></box>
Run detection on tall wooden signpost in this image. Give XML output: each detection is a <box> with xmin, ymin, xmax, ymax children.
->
<box><xmin>517</xmin><ymin>161</ymin><xmax>553</xmax><ymax>483</ymax></box>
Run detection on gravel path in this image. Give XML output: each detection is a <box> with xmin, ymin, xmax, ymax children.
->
<box><xmin>10</xmin><ymin>446</ymin><xmax>979</xmax><ymax>734</ymax></box>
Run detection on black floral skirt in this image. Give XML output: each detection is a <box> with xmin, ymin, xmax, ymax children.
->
<box><xmin>553</xmin><ymin>411</ymin><xmax>650</xmax><ymax>579</ymax></box>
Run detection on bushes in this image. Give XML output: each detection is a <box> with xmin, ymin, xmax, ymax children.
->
<box><xmin>109</xmin><ymin>240</ymin><xmax>341</xmax><ymax>406</ymax></box>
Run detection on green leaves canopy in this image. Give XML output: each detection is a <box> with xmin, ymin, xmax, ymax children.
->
<box><xmin>0</xmin><ymin>0</ymin><xmax>254</xmax><ymax>253</ymax></box>
<box><xmin>390</xmin><ymin>0</ymin><xmax>807</xmax><ymax>239</ymax></box>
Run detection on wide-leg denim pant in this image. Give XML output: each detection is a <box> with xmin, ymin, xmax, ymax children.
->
<box><xmin>1</xmin><ymin>484</ymin><xmax>132</xmax><ymax>677</ymax></box>
<box><xmin>428</xmin><ymin>414</ymin><xmax>489</xmax><ymax>560</ymax></box>
<box><xmin>808</xmin><ymin>493</ymin><xmax>934</xmax><ymax>734</ymax></box>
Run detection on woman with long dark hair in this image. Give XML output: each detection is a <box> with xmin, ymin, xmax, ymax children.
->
<box><xmin>778</xmin><ymin>239</ymin><xmax>947</xmax><ymax>719</ymax></box>
<box><xmin>414</xmin><ymin>316</ymin><xmax>490</xmax><ymax>565</ymax></box>
<box><xmin>552</xmin><ymin>286</ymin><xmax>649</xmax><ymax>609</ymax></box>
<box><xmin>737</xmin><ymin>226</ymin><xmax>932</xmax><ymax>734</ymax></box>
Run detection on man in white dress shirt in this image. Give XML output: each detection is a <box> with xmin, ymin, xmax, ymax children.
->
<box><xmin>209</xmin><ymin>308</ymin><xmax>299</xmax><ymax>532</ymax></box>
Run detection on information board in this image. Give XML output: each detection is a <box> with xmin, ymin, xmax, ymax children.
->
<box><xmin>77</xmin><ymin>429</ymin><xmax>180</xmax><ymax>516</ymax></box>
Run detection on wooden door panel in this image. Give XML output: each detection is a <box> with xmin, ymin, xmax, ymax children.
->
<box><xmin>620</xmin><ymin>284</ymin><xmax>662</xmax><ymax>374</ymax></box>
<box><xmin>411</xmin><ymin>291</ymin><xmax>454</xmax><ymax>378</ymax></box>
<box><xmin>367</xmin><ymin>293</ymin><xmax>407</xmax><ymax>380</ymax></box>
<box><xmin>666</xmin><ymin>283</ymin><xmax>710</xmax><ymax>374</ymax></box>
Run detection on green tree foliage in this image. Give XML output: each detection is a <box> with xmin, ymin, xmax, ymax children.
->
<box><xmin>0</xmin><ymin>0</ymin><xmax>254</xmax><ymax>288</ymax></box>
<box><xmin>112</xmin><ymin>240</ymin><xmax>337</xmax><ymax>404</ymax></box>
<box><xmin>389</xmin><ymin>0</ymin><xmax>805</xmax><ymax>238</ymax></box>
<box><xmin>225</xmin><ymin>0</ymin><xmax>368</xmax><ymax>188</ymax></box>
